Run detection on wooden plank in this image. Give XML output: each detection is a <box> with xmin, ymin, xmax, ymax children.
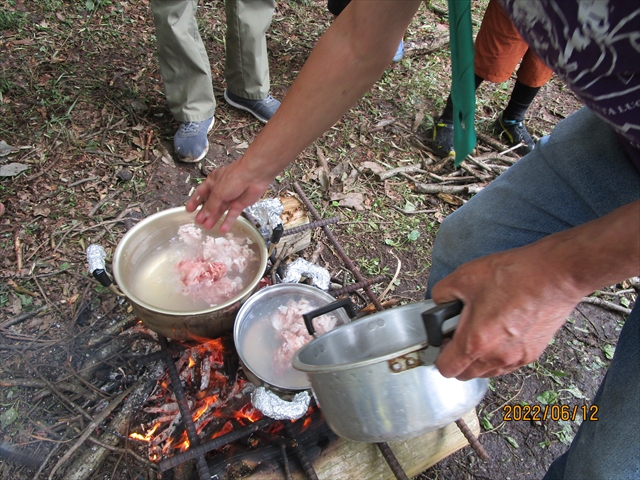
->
<box><xmin>250</xmin><ymin>409</ymin><xmax>480</xmax><ymax>479</ymax></box>
<box><xmin>279</xmin><ymin>194</ymin><xmax>311</xmax><ymax>255</ymax></box>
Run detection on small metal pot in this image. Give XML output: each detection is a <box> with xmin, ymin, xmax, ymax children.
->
<box><xmin>111</xmin><ymin>207</ymin><xmax>268</xmax><ymax>341</ymax></box>
<box><xmin>292</xmin><ymin>299</ymin><xmax>488</xmax><ymax>443</ymax></box>
<box><xmin>233</xmin><ymin>283</ymin><xmax>351</xmax><ymax>394</ymax></box>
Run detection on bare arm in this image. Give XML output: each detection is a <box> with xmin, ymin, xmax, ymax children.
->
<box><xmin>186</xmin><ymin>0</ymin><xmax>422</xmax><ymax>231</ymax></box>
<box><xmin>432</xmin><ymin>199</ymin><xmax>640</xmax><ymax>380</ymax></box>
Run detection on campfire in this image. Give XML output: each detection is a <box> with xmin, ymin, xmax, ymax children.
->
<box><xmin>109</xmin><ymin>185</ymin><xmax>487</xmax><ymax>480</ymax></box>
<box><xmin>128</xmin><ymin>337</ymin><xmax>263</xmax><ymax>460</ymax></box>
<box><xmin>125</xmin><ymin>328</ymin><xmax>336</xmax><ymax>479</ymax></box>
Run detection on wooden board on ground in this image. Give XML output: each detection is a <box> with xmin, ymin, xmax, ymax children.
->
<box><xmin>250</xmin><ymin>409</ymin><xmax>480</xmax><ymax>479</ymax></box>
<box><xmin>279</xmin><ymin>194</ymin><xmax>311</xmax><ymax>255</ymax></box>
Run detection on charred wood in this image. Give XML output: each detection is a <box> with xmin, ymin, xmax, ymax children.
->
<box><xmin>59</xmin><ymin>361</ymin><xmax>164</xmax><ymax>480</ymax></box>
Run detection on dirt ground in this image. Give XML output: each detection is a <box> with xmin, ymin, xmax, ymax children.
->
<box><xmin>0</xmin><ymin>1</ymin><xmax>637</xmax><ymax>479</ymax></box>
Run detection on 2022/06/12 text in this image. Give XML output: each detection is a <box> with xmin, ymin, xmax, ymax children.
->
<box><xmin>503</xmin><ymin>404</ymin><xmax>599</xmax><ymax>422</ymax></box>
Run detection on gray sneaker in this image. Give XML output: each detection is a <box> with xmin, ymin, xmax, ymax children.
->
<box><xmin>174</xmin><ymin>116</ymin><xmax>214</xmax><ymax>163</ymax></box>
<box><xmin>224</xmin><ymin>89</ymin><xmax>281</xmax><ymax>123</ymax></box>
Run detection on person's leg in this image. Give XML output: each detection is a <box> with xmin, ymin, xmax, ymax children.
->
<box><xmin>432</xmin><ymin>75</ymin><xmax>484</xmax><ymax>157</ymax></box>
<box><xmin>495</xmin><ymin>50</ymin><xmax>555</xmax><ymax>154</ymax></box>
<box><xmin>494</xmin><ymin>79</ymin><xmax>541</xmax><ymax>154</ymax></box>
<box><xmin>428</xmin><ymin>107</ymin><xmax>640</xmax><ymax>291</ymax></box>
<box><xmin>150</xmin><ymin>0</ymin><xmax>216</xmax><ymax>123</ymax></box>
<box><xmin>516</xmin><ymin>49</ymin><xmax>554</xmax><ymax>89</ymax></box>
<box><xmin>427</xmin><ymin>107</ymin><xmax>640</xmax><ymax>477</ymax></box>
<box><xmin>223</xmin><ymin>0</ymin><xmax>280</xmax><ymax>122</ymax></box>
<box><xmin>543</xmin><ymin>303</ymin><xmax>640</xmax><ymax>479</ymax></box>
<box><xmin>327</xmin><ymin>0</ymin><xmax>351</xmax><ymax>17</ymax></box>
<box><xmin>225</xmin><ymin>0</ymin><xmax>274</xmax><ymax>100</ymax></box>
<box><xmin>473</xmin><ymin>0</ymin><xmax>527</xmax><ymax>84</ymax></box>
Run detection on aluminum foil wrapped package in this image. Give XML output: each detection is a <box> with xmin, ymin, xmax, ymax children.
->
<box><xmin>86</xmin><ymin>244</ymin><xmax>107</xmax><ymax>273</ymax></box>
<box><xmin>251</xmin><ymin>386</ymin><xmax>310</xmax><ymax>421</ymax></box>
<box><xmin>244</xmin><ymin>199</ymin><xmax>284</xmax><ymax>238</ymax></box>
<box><xmin>282</xmin><ymin>258</ymin><xmax>331</xmax><ymax>291</ymax></box>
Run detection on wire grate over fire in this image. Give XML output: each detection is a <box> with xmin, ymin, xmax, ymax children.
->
<box><xmin>87</xmin><ymin>182</ymin><xmax>487</xmax><ymax>480</ymax></box>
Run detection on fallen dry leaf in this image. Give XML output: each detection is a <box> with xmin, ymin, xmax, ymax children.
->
<box><xmin>0</xmin><ymin>140</ymin><xmax>18</xmax><ymax>157</ymax></box>
<box><xmin>360</xmin><ymin>161</ymin><xmax>386</xmax><ymax>176</ymax></box>
<box><xmin>437</xmin><ymin>193</ymin><xmax>464</xmax><ymax>206</ymax></box>
<box><xmin>12</xmin><ymin>38</ymin><xmax>35</xmax><ymax>46</ymax></box>
<box><xmin>0</xmin><ymin>163</ymin><xmax>29</xmax><ymax>177</ymax></box>
<box><xmin>330</xmin><ymin>192</ymin><xmax>365</xmax><ymax>210</ymax></box>
<box><xmin>33</xmin><ymin>206</ymin><xmax>50</xmax><ymax>217</ymax></box>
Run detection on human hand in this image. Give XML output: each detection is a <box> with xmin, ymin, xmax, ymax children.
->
<box><xmin>185</xmin><ymin>159</ymin><xmax>273</xmax><ymax>233</ymax></box>
<box><xmin>431</xmin><ymin>242</ymin><xmax>584</xmax><ymax>381</ymax></box>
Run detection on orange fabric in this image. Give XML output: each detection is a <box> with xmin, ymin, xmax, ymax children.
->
<box><xmin>474</xmin><ymin>0</ymin><xmax>553</xmax><ymax>88</ymax></box>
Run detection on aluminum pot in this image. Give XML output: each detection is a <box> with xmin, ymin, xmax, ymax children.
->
<box><xmin>292</xmin><ymin>299</ymin><xmax>488</xmax><ymax>443</ymax></box>
<box><xmin>233</xmin><ymin>283</ymin><xmax>352</xmax><ymax>394</ymax></box>
<box><xmin>111</xmin><ymin>207</ymin><xmax>268</xmax><ymax>341</ymax></box>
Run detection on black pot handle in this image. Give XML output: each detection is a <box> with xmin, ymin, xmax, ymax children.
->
<box><xmin>421</xmin><ymin>300</ymin><xmax>463</xmax><ymax>347</ymax></box>
<box><xmin>302</xmin><ymin>298</ymin><xmax>356</xmax><ymax>336</ymax></box>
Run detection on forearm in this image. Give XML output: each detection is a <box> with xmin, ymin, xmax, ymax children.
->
<box><xmin>237</xmin><ymin>0</ymin><xmax>421</xmax><ymax>179</ymax></box>
<box><xmin>539</xmin><ymin>199</ymin><xmax>640</xmax><ymax>298</ymax></box>
<box><xmin>432</xmin><ymin>200</ymin><xmax>640</xmax><ymax>379</ymax></box>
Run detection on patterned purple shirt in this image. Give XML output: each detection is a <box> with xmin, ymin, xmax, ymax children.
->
<box><xmin>500</xmin><ymin>0</ymin><xmax>640</xmax><ymax>170</ymax></box>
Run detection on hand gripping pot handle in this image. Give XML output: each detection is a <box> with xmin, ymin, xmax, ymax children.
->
<box><xmin>302</xmin><ymin>298</ymin><xmax>357</xmax><ymax>336</ymax></box>
<box><xmin>421</xmin><ymin>300</ymin><xmax>463</xmax><ymax>347</ymax></box>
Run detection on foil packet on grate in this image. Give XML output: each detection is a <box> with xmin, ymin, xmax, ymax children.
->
<box><xmin>244</xmin><ymin>199</ymin><xmax>284</xmax><ymax>239</ymax></box>
<box><xmin>86</xmin><ymin>244</ymin><xmax>107</xmax><ymax>273</ymax></box>
<box><xmin>251</xmin><ymin>386</ymin><xmax>310</xmax><ymax>421</ymax></box>
<box><xmin>282</xmin><ymin>258</ymin><xmax>331</xmax><ymax>291</ymax></box>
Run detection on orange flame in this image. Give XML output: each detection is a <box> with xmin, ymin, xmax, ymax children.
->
<box><xmin>193</xmin><ymin>394</ymin><xmax>219</xmax><ymax>422</ymax></box>
<box><xmin>234</xmin><ymin>403</ymin><xmax>262</xmax><ymax>424</ymax></box>
<box><xmin>302</xmin><ymin>416</ymin><xmax>312</xmax><ymax>430</ymax></box>
<box><xmin>213</xmin><ymin>420</ymin><xmax>234</xmax><ymax>439</ymax></box>
<box><xmin>174</xmin><ymin>431</ymin><xmax>190</xmax><ymax>452</ymax></box>
<box><xmin>129</xmin><ymin>423</ymin><xmax>160</xmax><ymax>443</ymax></box>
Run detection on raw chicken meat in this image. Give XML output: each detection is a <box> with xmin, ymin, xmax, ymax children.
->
<box><xmin>177</xmin><ymin>224</ymin><xmax>202</xmax><ymax>246</ymax></box>
<box><xmin>176</xmin><ymin>260</ymin><xmax>226</xmax><ymax>287</ymax></box>
<box><xmin>174</xmin><ymin>224</ymin><xmax>257</xmax><ymax>305</ymax></box>
<box><xmin>202</xmin><ymin>235</ymin><xmax>254</xmax><ymax>273</ymax></box>
<box><xmin>271</xmin><ymin>299</ymin><xmax>338</xmax><ymax>374</ymax></box>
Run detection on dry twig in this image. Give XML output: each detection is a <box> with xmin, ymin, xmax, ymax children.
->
<box><xmin>580</xmin><ymin>296</ymin><xmax>632</xmax><ymax>315</ymax></box>
<box><xmin>89</xmin><ymin>189</ymin><xmax>123</xmax><ymax>217</ymax></box>
<box><xmin>415</xmin><ymin>183</ymin><xmax>484</xmax><ymax>195</ymax></box>
<box><xmin>47</xmin><ymin>386</ymin><xmax>134</xmax><ymax>480</ymax></box>
<box><xmin>379</xmin><ymin>252</ymin><xmax>402</xmax><ymax>302</ymax></box>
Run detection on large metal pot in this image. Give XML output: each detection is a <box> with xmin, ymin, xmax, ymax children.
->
<box><xmin>111</xmin><ymin>207</ymin><xmax>268</xmax><ymax>341</ymax></box>
<box><xmin>292</xmin><ymin>299</ymin><xmax>488</xmax><ymax>443</ymax></box>
<box><xmin>233</xmin><ymin>283</ymin><xmax>351</xmax><ymax>394</ymax></box>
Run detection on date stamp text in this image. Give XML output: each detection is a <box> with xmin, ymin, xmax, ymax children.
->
<box><xmin>503</xmin><ymin>404</ymin><xmax>599</xmax><ymax>422</ymax></box>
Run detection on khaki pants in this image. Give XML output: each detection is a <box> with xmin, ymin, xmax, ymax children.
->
<box><xmin>151</xmin><ymin>0</ymin><xmax>275</xmax><ymax>122</ymax></box>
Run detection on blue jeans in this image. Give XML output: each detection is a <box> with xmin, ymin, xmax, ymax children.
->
<box><xmin>426</xmin><ymin>108</ymin><xmax>640</xmax><ymax>479</ymax></box>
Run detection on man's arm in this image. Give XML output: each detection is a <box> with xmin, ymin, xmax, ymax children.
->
<box><xmin>186</xmin><ymin>0</ymin><xmax>422</xmax><ymax>231</ymax></box>
<box><xmin>432</xmin><ymin>200</ymin><xmax>640</xmax><ymax>380</ymax></box>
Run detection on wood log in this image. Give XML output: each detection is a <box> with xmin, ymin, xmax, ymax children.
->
<box><xmin>279</xmin><ymin>194</ymin><xmax>311</xmax><ymax>255</ymax></box>
<box><xmin>249</xmin><ymin>409</ymin><xmax>480</xmax><ymax>479</ymax></box>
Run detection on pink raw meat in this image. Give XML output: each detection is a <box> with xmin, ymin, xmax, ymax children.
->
<box><xmin>176</xmin><ymin>259</ymin><xmax>227</xmax><ymax>287</ymax></box>
<box><xmin>271</xmin><ymin>299</ymin><xmax>338</xmax><ymax>374</ymax></box>
<box><xmin>174</xmin><ymin>223</ymin><xmax>258</xmax><ymax>305</ymax></box>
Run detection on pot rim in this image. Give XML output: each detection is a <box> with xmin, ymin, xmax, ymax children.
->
<box><xmin>234</xmin><ymin>283</ymin><xmax>344</xmax><ymax>391</ymax></box>
<box><xmin>112</xmin><ymin>206</ymin><xmax>268</xmax><ymax>316</ymax></box>
<box><xmin>292</xmin><ymin>299</ymin><xmax>439</xmax><ymax>374</ymax></box>
<box><xmin>292</xmin><ymin>339</ymin><xmax>430</xmax><ymax>374</ymax></box>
